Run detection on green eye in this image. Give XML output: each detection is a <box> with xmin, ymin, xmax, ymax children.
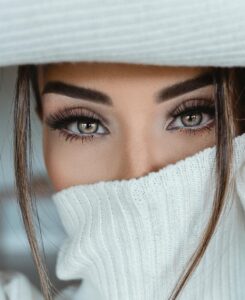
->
<box><xmin>180</xmin><ymin>113</ymin><xmax>202</xmax><ymax>127</ymax></box>
<box><xmin>67</xmin><ymin>118</ymin><xmax>105</xmax><ymax>136</ymax></box>
<box><xmin>77</xmin><ymin>121</ymin><xmax>99</xmax><ymax>134</ymax></box>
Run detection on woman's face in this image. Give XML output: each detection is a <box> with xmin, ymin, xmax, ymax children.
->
<box><xmin>38</xmin><ymin>62</ymin><xmax>216</xmax><ymax>191</ymax></box>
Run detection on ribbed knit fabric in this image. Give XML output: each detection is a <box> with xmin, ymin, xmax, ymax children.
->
<box><xmin>52</xmin><ymin>132</ymin><xmax>245</xmax><ymax>300</ymax></box>
<box><xmin>1</xmin><ymin>0</ymin><xmax>245</xmax><ymax>67</ymax></box>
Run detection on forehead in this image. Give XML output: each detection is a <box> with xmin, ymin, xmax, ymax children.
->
<box><xmin>38</xmin><ymin>62</ymin><xmax>211</xmax><ymax>83</ymax></box>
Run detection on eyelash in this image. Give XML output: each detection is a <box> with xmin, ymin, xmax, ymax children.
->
<box><xmin>45</xmin><ymin>98</ymin><xmax>215</xmax><ymax>144</ymax></box>
<box><xmin>166</xmin><ymin>98</ymin><xmax>215</xmax><ymax>135</ymax></box>
<box><xmin>45</xmin><ymin>107</ymin><xmax>107</xmax><ymax>144</ymax></box>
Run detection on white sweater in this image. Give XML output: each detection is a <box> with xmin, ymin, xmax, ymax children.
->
<box><xmin>1</xmin><ymin>132</ymin><xmax>245</xmax><ymax>300</ymax></box>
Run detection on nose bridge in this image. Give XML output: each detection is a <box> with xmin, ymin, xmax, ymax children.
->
<box><xmin>119</xmin><ymin>120</ymin><xmax>158</xmax><ymax>180</ymax></box>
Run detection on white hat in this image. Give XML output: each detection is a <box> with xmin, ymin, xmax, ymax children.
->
<box><xmin>0</xmin><ymin>0</ymin><xmax>245</xmax><ymax>67</ymax></box>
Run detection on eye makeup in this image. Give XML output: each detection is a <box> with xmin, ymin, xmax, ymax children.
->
<box><xmin>45</xmin><ymin>97</ymin><xmax>216</xmax><ymax>144</ymax></box>
<box><xmin>165</xmin><ymin>98</ymin><xmax>215</xmax><ymax>135</ymax></box>
<box><xmin>45</xmin><ymin>107</ymin><xmax>109</xmax><ymax>143</ymax></box>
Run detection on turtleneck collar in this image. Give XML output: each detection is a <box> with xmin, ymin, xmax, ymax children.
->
<box><xmin>53</xmin><ymin>133</ymin><xmax>245</xmax><ymax>300</ymax></box>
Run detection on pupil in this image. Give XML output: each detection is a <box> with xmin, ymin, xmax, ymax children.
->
<box><xmin>78</xmin><ymin>121</ymin><xmax>97</xmax><ymax>133</ymax></box>
<box><xmin>182</xmin><ymin>113</ymin><xmax>202</xmax><ymax>126</ymax></box>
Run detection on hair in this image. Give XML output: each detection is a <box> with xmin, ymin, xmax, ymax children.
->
<box><xmin>13</xmin><ymin>64</ymin><xmax>245</xmax><ymax>299</ymax></box>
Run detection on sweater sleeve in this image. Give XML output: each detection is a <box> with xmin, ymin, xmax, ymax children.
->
<box><xmin>0</xmin><ymin>271</ymin><xmax>43</xmax><ymax>300</ymax></box>
<box><xmin>235</xmin><ymin>161</ymin><xmax>245</xmax><ymax>211</ymax></box>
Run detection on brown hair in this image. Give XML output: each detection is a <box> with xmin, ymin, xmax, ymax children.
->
<box><xmin>14</xmin><ymin>65</ymin><xmax>245</xmax><ymax>299</ymax></box>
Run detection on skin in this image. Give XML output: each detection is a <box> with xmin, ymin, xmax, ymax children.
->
<box><xmin>37</xmin><ymin>62</ymin><xmax>216</xmax><ymax>191</ymax></box>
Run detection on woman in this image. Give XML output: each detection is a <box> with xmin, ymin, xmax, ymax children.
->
<box><xmin>1</xmin><ymin>0</ymin><xmax>245</xmax><ymax>299</ymax></box>
<box><xmin>11</xmin><ymin>62</ymin><xmax>245</xmax><ymax>300</ymax></box>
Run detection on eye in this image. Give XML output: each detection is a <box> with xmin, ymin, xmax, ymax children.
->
<box><xmin>45</xmin><ymin>107</ymin><xmax>109</xmax><ymax>143</ymax></box>
<box><xmin>166</xmin><ymin>98</ymin><xmax>215</xmax><ymax>132</ymax></box>
<box><xmin>67</xmin><ymin>118</ymin><xmax>106</xmax><ymax>135</ymax></box>
<box><xmin>167</xmin><ymin>110</ymin><xmax>212</xmax><ymax>130</ymax></box>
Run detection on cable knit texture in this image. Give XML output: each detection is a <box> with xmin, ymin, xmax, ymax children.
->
<box><xmin>1</xmin><ymin>0</ymin><xmax>245</xmax><ymax>67</ymax></box>
<box><xmin>52</xmin><ymin>133</ymin><xmax>245</xmax><ymax>300</ymax></box>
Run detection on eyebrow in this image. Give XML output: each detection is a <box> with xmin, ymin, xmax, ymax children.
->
<box><xmin>155</xmin><ymin>70</ymin><xmax>214</xmax><ymax>103</ymax></box>
<box><xmin>42</xmin><ymin>80</ymin><xmax>113</xmax><ymax>105</ymax></box>
<box><xmin>41</xmin><ymin>70</ymin><xmax>214</xmax><ymax>106</ymax></box>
